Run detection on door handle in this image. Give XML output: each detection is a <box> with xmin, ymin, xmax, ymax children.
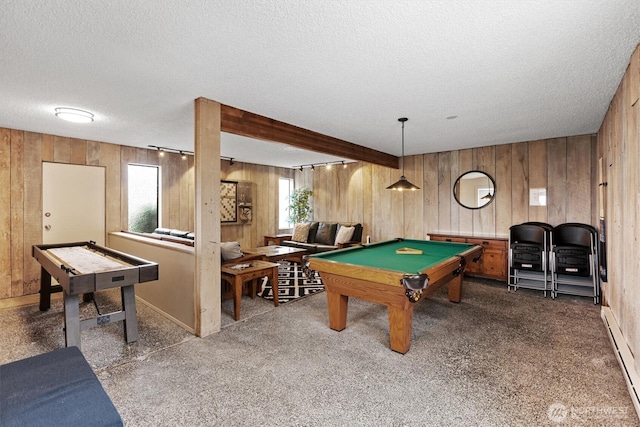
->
<box><xmin>44</xmin><ymin>224</ymin><xmax>51</xmax><ymax>231</ymax></box>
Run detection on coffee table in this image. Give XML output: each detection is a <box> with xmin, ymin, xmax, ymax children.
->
<box><xmin>221</xmin><ymin>260</ymin><xmax>279</xmax><ymax>321</ymax></box>
<box><xmin>244</xmin><ymin>245</ymin><xmax>307</xmax><ymax>264</ymax></box>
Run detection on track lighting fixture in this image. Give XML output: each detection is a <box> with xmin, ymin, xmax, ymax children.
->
<box><xmin>295</xmin><ymin>160</ymin><xmax>350</xmax><ymax>171</ymax></box>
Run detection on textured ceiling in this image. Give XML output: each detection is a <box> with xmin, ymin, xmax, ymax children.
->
<box><xmin>1</xmin><ymin>0</ymin><xmax>639</xmax><ymax>168</ymax></box>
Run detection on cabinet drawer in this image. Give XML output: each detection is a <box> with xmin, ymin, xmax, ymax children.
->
<box><xmin>431</xmin><ymin>235</ymin><xmax>466</xmax><ymax>244</ymax></box>
<box><xmin>466</xmin><ymin>238</ymin><xmax>507</xmax><ymax>251</ymax></box>
<box><xmin>429</xmin><ymin>233</ymin><xmax>508</xmax><ymax>281</ymax></box>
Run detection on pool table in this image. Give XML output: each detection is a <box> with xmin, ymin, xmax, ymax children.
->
<box><xmin>309</xmin><ymin>238</ymin><xmax>483</xmax><ymax>354</ymax></box>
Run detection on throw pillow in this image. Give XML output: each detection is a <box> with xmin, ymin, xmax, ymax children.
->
<box><xmin>220</xmin><ymin>241</ymin><xmax>243</xmax><ymax>262</ymax></box>
<box><xmin>334</xmin><ymin>226</ymin><xmax>355</xmax><ymax>245</ymax></box>
<box><xmin>291</xmin><ymin>223</ymin><xmax>310</xmax><ymax>242</ymax></box>
<box><xmin>315</xmin><ymin>222</ymin><xmax>337</xmax><ymax>245</ymax></box>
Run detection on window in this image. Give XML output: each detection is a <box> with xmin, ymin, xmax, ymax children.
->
<box><xmin>477</xmin><ymin>187</ymin><xmax>492</xmax><ymax>206</ymax></box>
<box><xmin>278</xmin><ymin>178</ymin><xmax>294</xmax><ymax>230</ymax></box>
<box><xmin>128</xmin><ymin>164</ymin><xmax>160</xmax><ymax>232</ymax></box>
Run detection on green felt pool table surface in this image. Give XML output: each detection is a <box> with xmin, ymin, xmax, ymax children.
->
<box><xmin>311</xmin><ymin>239</ymin><xmax>477</xmax><ymax>274</ymax></box>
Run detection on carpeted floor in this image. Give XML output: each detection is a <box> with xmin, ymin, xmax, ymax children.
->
<box><xmin>0</xmin><ymin>278</ymin><xmax>638</xmax><ymax>426</ymax></box>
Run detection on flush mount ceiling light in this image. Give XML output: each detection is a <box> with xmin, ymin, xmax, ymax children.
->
<box><xmin>387</xmin><ymin>117</ymin><xmax>420</xmax><ymax>191</ymax></box>
<box><xmin>54</xmin><ymin>107</ymin><xmax>94</xmax><ymax>123</ymax></box>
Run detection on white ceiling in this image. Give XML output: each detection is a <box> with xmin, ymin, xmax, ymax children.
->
<box><xmin>1</xmin><ymin>0</ymin><xmax>639</xmax><ymax>169</ymax></box>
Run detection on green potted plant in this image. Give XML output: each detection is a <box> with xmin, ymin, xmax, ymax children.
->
<box><xmin>288</xmin><ymin>188</ymin><xmax>313</xmax><ymax>224</ymax></box>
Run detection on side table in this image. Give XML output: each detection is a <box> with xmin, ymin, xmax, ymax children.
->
<box><xmin>221</xmin><ymin>260</ymin><xmax>279</xmax><ymax>321</ymax></box>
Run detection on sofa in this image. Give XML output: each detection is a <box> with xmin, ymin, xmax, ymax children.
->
<box><xmin>151</xmin><ymin>228</ymin><xmax>195</xmax><ymax>244</ymax></box>
<box><xmin>280</xmin><ymin>222</ymin><xmax>363</xmax><ymax>254</ymax></box>
<box><xmin>123</xmin><ymin>229</ymin><xmax>260</xmax><ymax>263</ymax></box>
<box><xmin>121</xmin><ymin>228</ymin><xmax>196</xmax><ymax>246</ymax></box>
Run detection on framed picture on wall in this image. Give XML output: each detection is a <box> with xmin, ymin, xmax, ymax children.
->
<box><xmin>220</xmin><ymin>180</ymin><xmax>237</xmax><ymax>223</ymax></box>
<box><xmin>237</xmin><ymin>181</ymin><xmax>252</xmax><ymax>223</ymax></box>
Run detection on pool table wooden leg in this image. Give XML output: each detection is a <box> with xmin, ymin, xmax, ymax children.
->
<box><xmin>388</xmin><ymin>305</ymin><xmax>413</xmax><ymax>354</ymax></box>
<box><xmin>327</xmin><ymin>290</ymin><xmax>348</xmax><ymax>331</ymax></box>
<box><xmin>448</xmin><ymin>274</ymin><xmax>463</xmax><ymax>303</ymax></box>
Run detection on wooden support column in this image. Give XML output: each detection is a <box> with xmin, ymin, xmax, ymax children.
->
<box><xmin>194</xmin><ymin>97</ymin><xmax>221</xmax><ymax>337</ymax></box>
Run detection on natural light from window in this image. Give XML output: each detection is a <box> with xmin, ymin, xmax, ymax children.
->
<box><xmin>128</xmin><ymin>164</ymin><xmax>160</xmax><ymax>232</ymax></box>
<box><xmin>278</xmin><ymin>178</ymin><xmax>293</xmax><ymax>231</ymax></box>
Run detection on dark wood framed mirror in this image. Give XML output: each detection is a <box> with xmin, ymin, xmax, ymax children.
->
<box><xmin>453</xmin><ymin>170</ymin><xmax>496</xmax><ymax>209</ymax></box>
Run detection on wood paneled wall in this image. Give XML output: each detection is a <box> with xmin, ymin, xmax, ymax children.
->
<box><xmin>0</xmin><ymin>125</ymin><xmax>600</xmax><ymax>302</ymax></box>
<box><xmin>310</xmin><ymin>134</ymin><xmax>597</xmax><ymax>242</ymax></box>
<box><xmin>598</xmin><ymin>44</ymin><xmax>640</xmax><ymax>373</ymax></box>
<box><xmin>220</xmin><ymin>162</ymin><xmax>296</xmax><ymax>249</ymax></box>
<box><xmin>1</xmin><ymin>130</ymin><xmax>195</xmax><ymax>299</ymax></box>
<box><xmin>0</xmin><ymin>125</ymin><xmax>303</xmax><ymax>300</ymax></box>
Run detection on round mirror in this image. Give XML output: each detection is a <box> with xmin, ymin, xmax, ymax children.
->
<box><xmin>453</xmin><ymin>170</ymin><xmax>496</xmax><ymax>209</ymax></box>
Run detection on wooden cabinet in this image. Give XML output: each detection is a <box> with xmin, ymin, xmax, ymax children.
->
<box><xmin>429</xmin><ymin>233</ymin><xmax>508</xmax><ymax>282</ymax></box>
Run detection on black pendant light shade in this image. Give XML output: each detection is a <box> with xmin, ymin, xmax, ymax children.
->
<box><xmin>387</xmin><ymin>117</ymin><xmax>420</xmax><ymax>191</ymax></box>
<box><xmin>386</xmin><ymin>175</ymin><xmax>420</xmax><ymax>191</ymax></box>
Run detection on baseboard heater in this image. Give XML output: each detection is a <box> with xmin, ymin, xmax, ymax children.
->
<box><xmin>601</xmin><ymin>306</ymin><xmax>640</xmax><ymax>419</ymax></box>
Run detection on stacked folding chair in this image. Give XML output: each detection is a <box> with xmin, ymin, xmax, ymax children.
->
<box><xmin>508</xmin><ymin>222</ymin><xmax>553</xmax><ymax>296</ymax></box>
<box><xmin>550</xmin><ymin>223</ymin><xmax>600</xmax><ymax>304</ymax></box>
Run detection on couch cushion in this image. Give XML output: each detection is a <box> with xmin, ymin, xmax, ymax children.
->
<box><xmin>307</xmin><ymin>222</ymin><xmax>319</xmax><ymax>242</ymax></box>
<box><xmin>220</xmin><ymin>241</ymin><xmax>244</xmax><ymax>261</ymax></box>
<box><xmin>314</xmin><ymin>244</ymin><xmax>338</xmax><ymax>252</ymax></box>
<box><xmin>335</xmin><ymin>226</ymin><xmax>355</xmax><ymax>245</ymax></box>
<box><xmin>315</xmin><ymin>222</ymin><xmax>338</xmax><ymax>245</ymax></box>
<box><xmin>153</xmin><ymin>228</ymin><xmax>171</xmax><ymax>235</ymax></box>
<box><xmin>337</xmin><ymin>223</ymin><xmax>363</xmax><ymax>243</ymax></box>
<box><xmin>292</xmin><ymin>223</ymin><xmax>311</xmax><ymax>242</ymax></box>
<box><xmin>170</xmin><ymin>229</ymin><xmax>190</xmax><ymax>238</ymax></box>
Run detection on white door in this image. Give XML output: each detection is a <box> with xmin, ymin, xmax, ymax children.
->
<box><xmin>42</xmin><ymin>162</ymin><xmax>106</xmax><ymax>246</ymax></box>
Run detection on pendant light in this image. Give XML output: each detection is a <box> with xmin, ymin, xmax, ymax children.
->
<box><xmin>386</xmin><ymin>117</ymin><xmax>420</xmax><ymax>191</ymax></box>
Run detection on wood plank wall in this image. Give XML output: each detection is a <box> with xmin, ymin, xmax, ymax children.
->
<box><xmin>0</xmin><ymin>125</ymin><xmax>598</xmax><ymax>301</ymax></box>
<box><xmin>0</xmin><ymin>130</ymin><xmax>197</xmax><ymax>299</ymax></box>
<box><xmin>597</xmin><ymin>44</ymin><xmax>640</xmax><ymax>374</ymax></box>
<box><xmin>310</xmin><ymin>134</ymin><xmax>596</xmax><ymax>242</ymax></box>
<box><xmin>220</xmin><ymin>162</ymin><xmax>296</xmax><ymax>248</ymax></box>
<box><xmin>0</xmin><ymin>125</ymin><xmax>300</xmax><ymax>300</ymax></box>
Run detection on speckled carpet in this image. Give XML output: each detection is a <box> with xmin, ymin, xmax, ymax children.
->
<box><xmin>1</xmin><ymin>278</ymin><xmax>637</xmax><ymax>426</ymax></box>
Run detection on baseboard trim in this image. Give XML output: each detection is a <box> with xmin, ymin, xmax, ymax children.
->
<box><xmin>0</xmin><ymin>292</ymin><xmax>63</xmax><ymax>310</ymax></box>
<box><xmin>135</xmin><ymin>296</ymin><xmax>196</xmax><ymax>335</ymax></box>
<box><xmin>601</xmin><ymin>306</ymin><xmax>640</xmax><ymax>419</ymax></box>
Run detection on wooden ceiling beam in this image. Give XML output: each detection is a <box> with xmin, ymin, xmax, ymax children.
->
<box><xmin>220</xmin><ymin>104</ymin><xmax>399</xmax><ymax>169</ymax></box>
